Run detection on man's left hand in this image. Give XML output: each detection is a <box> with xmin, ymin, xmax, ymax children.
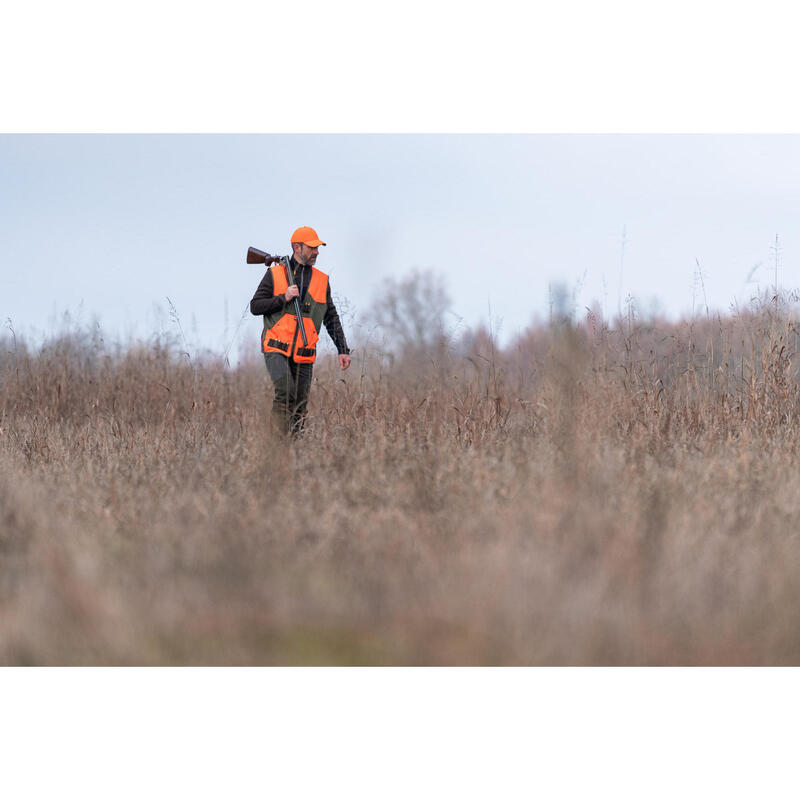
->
<box><xmin>339</xmin><ymin>354</ymin><xmax>351</xmax><ymax>371</ymax></box>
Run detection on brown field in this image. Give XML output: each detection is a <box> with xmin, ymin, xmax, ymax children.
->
<box><xmin>3</xmin><ymin>297</ymin><xmax>800</xmax><ymax>665</ymax></box>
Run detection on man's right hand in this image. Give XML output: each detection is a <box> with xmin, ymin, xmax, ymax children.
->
<box><xmin>284</xmin><ymin>284</ymin><xmax>299</xmax><ymax>302</ymax></box>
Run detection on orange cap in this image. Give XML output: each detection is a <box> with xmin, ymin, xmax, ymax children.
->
<box><xmin>290</xmin><ymin>226</ymin><xmax>326</xmax><ymax>247</ymax></box>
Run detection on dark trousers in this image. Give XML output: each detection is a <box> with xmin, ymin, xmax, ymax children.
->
<box><xmin>263</xmin><ymin>353</ymin><xmax>314</xmax><ymax>434</ymax></box>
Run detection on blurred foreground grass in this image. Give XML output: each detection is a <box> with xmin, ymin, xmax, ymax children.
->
<box><xmin>3</xmin><ymin>300</ymin><xmax>800</xmax><ymax>664</ymax></box>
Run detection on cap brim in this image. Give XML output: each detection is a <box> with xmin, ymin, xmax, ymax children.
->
<box><xmin>304</xmin><ymin>239</ymin><xmax>326</xmax><ymax>247</ymax></box>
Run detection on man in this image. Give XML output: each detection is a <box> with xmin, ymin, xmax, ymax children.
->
<box><xmin>250</xmin><ymin>226</ymin><xmax>351</xmax><ymax>434</ymax></box>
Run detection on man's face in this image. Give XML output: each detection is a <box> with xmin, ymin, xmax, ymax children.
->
<box><xmin>294</xmin><ymin>243</ymin><xmax>319</xmax><ymax>266</ymax></box>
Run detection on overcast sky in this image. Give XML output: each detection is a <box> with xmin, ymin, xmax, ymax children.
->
<box><xmin>2</xmin><ymin>133</ymin><xmax>800</xmax><ymax>359</ymax></box>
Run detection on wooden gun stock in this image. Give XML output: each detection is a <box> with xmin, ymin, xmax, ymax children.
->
<box><xmin>247</xmin><ymin>246</ymin><xmax>276</xmax><ymax>265</ymax></box>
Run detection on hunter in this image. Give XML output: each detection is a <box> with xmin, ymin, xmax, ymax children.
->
<box><xmin>250</xmin><ymin>226</ymin><xmax>351</xmax><ymax>434</ymax></box>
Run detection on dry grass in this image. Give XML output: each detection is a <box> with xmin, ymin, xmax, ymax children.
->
<box><xmin>3</xmin><ymin>298</ymin><xmax>800</xmax><ymax>665</ymax></box>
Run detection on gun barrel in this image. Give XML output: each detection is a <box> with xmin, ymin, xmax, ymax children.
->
<box><xmin>281</xmin><ymin>256</ymin><xmax>309</xmax><ymax>348</ymax></box>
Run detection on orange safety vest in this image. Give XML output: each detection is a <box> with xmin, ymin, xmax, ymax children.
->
<box><xmin>261</xmin><ymin>263</ymin><xmax>329</xmax><ymax>364</ymax></box>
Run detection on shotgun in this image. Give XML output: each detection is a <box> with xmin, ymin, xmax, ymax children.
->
<box><xmin>246</xmin><ymin>247</ymin><xmax>308</xmax><ymax>347</ymax></box>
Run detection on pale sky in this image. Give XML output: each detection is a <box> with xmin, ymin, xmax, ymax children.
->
<box><xmin>2</xmin><ymin>134</ymin><xmax>799</xmax><ymax>360</ymax></box>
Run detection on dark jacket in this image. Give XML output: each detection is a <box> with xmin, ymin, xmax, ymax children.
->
<box><xmin>250</xmin><ymin>256</ymin><xmax>350</xmax><ymax>355</ymax></box>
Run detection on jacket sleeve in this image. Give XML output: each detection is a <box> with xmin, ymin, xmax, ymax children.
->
<box><xmin>250</xmin><ymin>269</ymin><xmax>287</xmax><ymax>317</ymax></box>
<box><xmin>323</xmin><ymin>282</ymin><xmax>350</xmax><ymax>355</ymax></box>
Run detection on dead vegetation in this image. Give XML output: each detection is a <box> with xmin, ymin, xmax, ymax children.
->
<box><xmin>3</xmin><ymin>295</ymin><xmax>800</xmax><ymax>664</ymax></box>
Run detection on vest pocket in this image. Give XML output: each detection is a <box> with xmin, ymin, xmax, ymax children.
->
<box><xmin>300</xmin><ymin>317</ymin><xmax>319</xmax><ymax>348</ymax></box>
<box><xmin>266</xmin><ymin>338</ymin><xmax>289</xmax><ymax>352</ymax></box>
